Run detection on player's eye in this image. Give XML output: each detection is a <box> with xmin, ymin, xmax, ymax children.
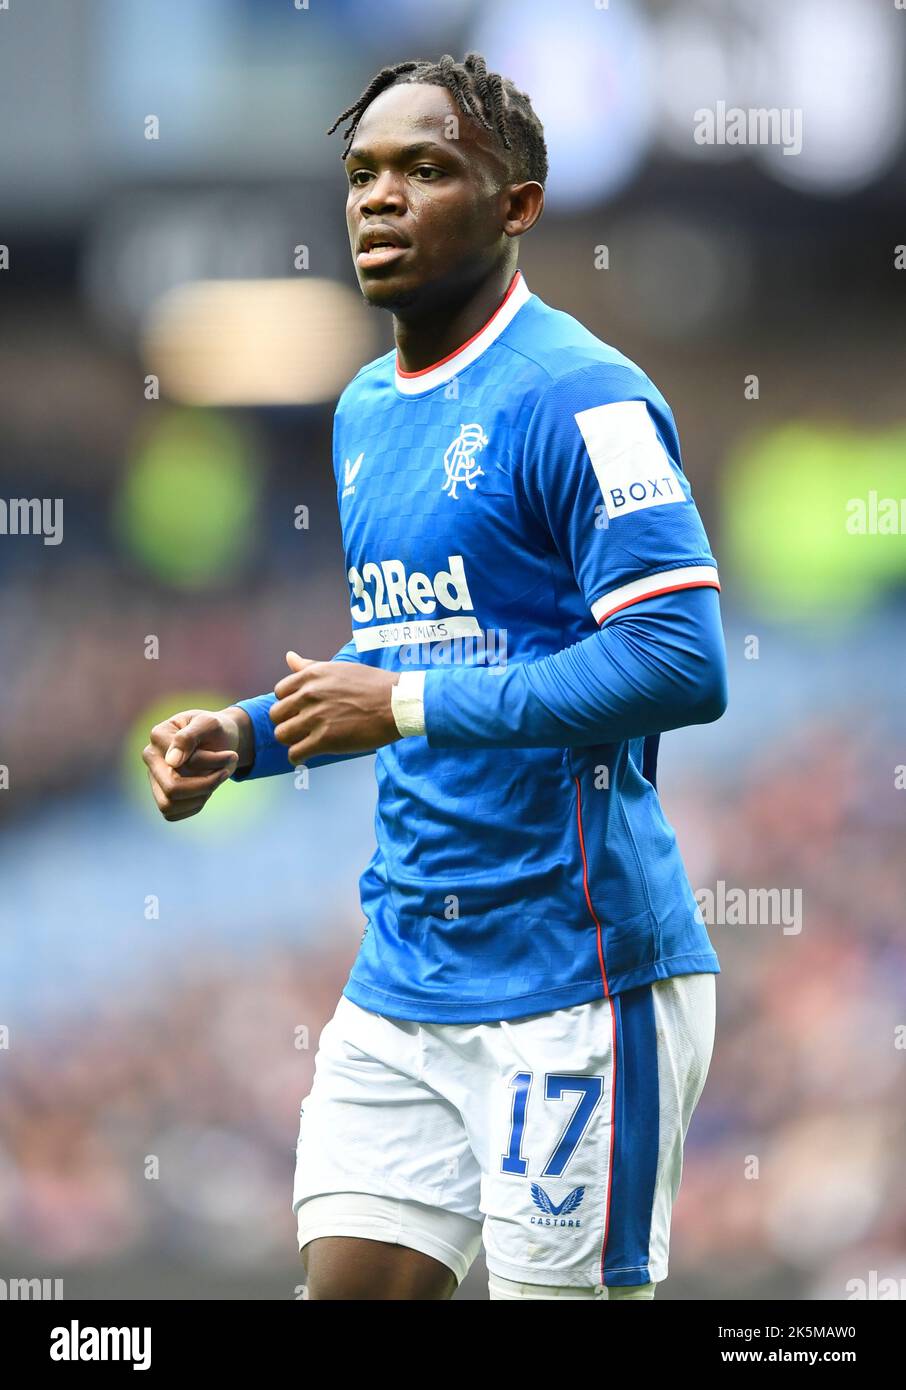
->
<box><xmin>412</xmin><ymin>165</ymin><xmax>444</xmax><ymax>181</ymax></box>
<box><xmin>348</xmin><ymin>169</ymin><xmax>373</xmax><ymax>188</ymax></box>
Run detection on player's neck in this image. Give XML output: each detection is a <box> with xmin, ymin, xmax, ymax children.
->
<box><xmin>392</xmin><ymin>264</ymin><xmax>519</xmax><ymax>375</ymax></box>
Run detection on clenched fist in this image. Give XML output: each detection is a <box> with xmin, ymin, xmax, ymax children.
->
<box><xmin>143</xmin><ymin>706</ymin><xmax>252</xmax><ymax>822</ymax></box>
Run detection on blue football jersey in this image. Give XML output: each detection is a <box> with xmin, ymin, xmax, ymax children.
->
<box><xmin>248</xmin><ymin>271</ymin><xmax>722</xmax><ymax>1022</ymax></box>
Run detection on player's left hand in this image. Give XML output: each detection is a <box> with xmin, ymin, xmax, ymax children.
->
<box><xmin>270</xmin><ymin>650</ymin><xmax>401</xmax><ymax>763</ymax></box>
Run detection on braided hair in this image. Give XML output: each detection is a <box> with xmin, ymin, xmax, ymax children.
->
<box><xmin>327</xmin><ymin>52</ymin><xmax>548</xmax><ymax>187</ymax></box>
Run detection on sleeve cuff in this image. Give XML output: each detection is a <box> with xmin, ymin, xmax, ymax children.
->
<box><xmin>231</xmin><ymin>694</ymin><xmax>292</xmax><ymax>780</ymax></box>
<box><xmin>391</xmin><ymin>670</ymin><xmax>427</xmax><ymax>737</ymax></box>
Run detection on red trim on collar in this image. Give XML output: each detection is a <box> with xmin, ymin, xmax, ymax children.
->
<box><xmin>395</xmin><ymin>270</ymin><xmax>524</xmax><ymax>379</ymax></box>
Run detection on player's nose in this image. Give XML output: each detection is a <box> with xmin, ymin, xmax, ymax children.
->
<box><xmin>359</xmin><ymin>169</ymin><xmax>407</xmax><ymax>216</ymax></box>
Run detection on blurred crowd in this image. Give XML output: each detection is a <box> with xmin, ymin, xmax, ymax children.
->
<box><xmin>0</xmin><ymin>943</ymin><xmax>346</xmax><ymax>1278</ymax></box>
<box><xmin>0</xmin><ymin>560</ymin><xmax>348</xmax><ymax>809</ymax></box>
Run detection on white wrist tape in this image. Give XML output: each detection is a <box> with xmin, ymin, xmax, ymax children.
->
<box><xmin>391</xmin><ymin>669</ymin><xmax>427</xmax><ymax>737</ymax></box>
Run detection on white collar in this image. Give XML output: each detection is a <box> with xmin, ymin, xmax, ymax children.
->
<box><xmin>394</xmin><ymin>270</ymin><xmax>531</xmax><ymax>397</ymax></box>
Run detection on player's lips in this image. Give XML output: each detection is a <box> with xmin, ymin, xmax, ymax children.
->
<box><xmin>356</xmin><ymin>225</ymin><xmax>412</xmax><ymax>271</ymax></box>
<box><xmin>357</xmin><ymin>245</ymin><xmax>409</xmax><ymax>270</ymax></box>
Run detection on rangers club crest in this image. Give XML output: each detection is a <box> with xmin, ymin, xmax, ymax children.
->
<box><xmin>442</xmin><ymin>423</ymin><xmax>488</xmax><ymax>500</ymax></box>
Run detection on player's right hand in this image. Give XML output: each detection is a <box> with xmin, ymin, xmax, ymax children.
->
<box><xmin>142</xmin><ymin>708</ymin><xmax>243</xmax><ymax>822</ymax></box>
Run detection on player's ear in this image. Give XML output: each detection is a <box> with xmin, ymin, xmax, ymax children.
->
<box><xmin>503</xmin><ymin>180</ymin><xmax>544</xmax><ymax>238</ymax></box>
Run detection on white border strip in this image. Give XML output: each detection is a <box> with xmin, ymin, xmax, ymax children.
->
<box><xmin>591</xmin><ymin>565</ymin><xmax>720</xmax><ymax>625</ymax></box>
<box><xmin>394</xmin><ymin>273</ymin><xmax>532</xmax><ymax>396</ymax></box>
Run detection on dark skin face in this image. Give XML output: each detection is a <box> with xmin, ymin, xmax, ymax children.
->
<box><xmin>345</xmin><ymin>81</ymin><xmax>544</xmax><ymax>371</ymax></box>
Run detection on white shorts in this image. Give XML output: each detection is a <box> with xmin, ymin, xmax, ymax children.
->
<box><xmin>293</xmin><ymin>972</ymin><xmax>715</xmax><ymax>1289</ymax></box>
